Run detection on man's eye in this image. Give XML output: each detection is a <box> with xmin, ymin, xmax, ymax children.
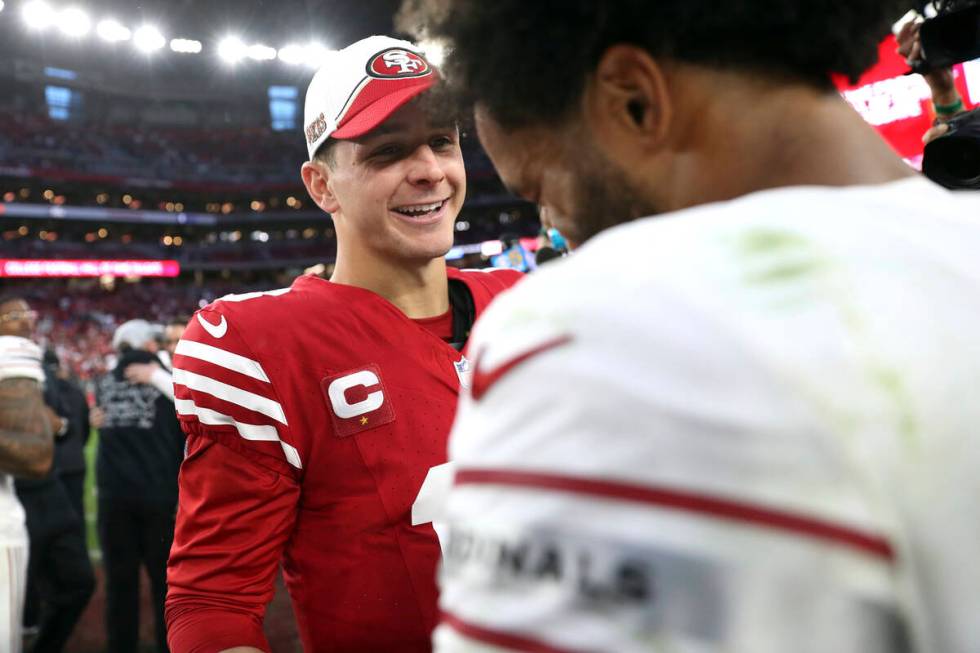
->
<box><xmin>431</xmin><ymin>136</ymin><xmax>454</xmax><ymax>149</ymax></box>
<box><xmin>373</xmin><ymin>145</ymin><xmax>400</xmax><ymax>158</ymax></box>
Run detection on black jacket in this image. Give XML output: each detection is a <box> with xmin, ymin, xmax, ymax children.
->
<box><xmin>95</xmin><ymin>349</ymin><xmax>184</xmax><ymax>505</ymax></box>
<box><xmin>53</xmin><ymin>375</ymin><xmax>90</xmax><ymax>476</ymax></box>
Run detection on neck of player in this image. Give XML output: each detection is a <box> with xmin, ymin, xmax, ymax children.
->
<box><xmin>330</xmin><ymin>248</ymin><xmax>450</xmax><ymax>319</ymax></box>
<box><xmin>652</xmin><ymin>72</ymin><xmax>917</xmax><ymax>212</ymax></box>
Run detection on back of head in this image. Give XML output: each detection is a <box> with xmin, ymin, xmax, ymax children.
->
<box><xmin>400</xmin><ymin>0</ymin><xmax>913</xmax><ymax>130</ymax></box>
<box><xmin>112</xmin><ymin>319</ymin><xmax>161</xmax><ymax>353</ymax></box>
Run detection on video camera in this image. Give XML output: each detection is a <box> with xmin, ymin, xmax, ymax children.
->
<box><xmin>913</xmin><ymin>0</ymin><xmax>980</xmax><ymax>188</ymax></box>
<box><xmin>911</xmin><ymin>1</ymin><xmax>980</xmax><ymax>73</ymax></box>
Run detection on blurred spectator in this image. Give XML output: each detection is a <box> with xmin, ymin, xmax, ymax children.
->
<box><xmin>162</xmin><ymin>317</ymin><xmax>189</xmax><ymax>359</ymax></box>
<box><xmin>94</xmin><ymin>320</ymin><xmax>184</xmax><ymax>653</ymax></box>
<box><xmin>896</xmin><ymin>18</ymin><xmax>971</xmax><ymax>144</ymax></box>
<box><xmin>0</xmin><ymin>107</ymin><xmax>303</xmax><ymax>186</ymax></box>
<box><xmin>124</xmin><ymin>316</ymin><xmax>188</xmax><ymax>401</ymax></box>
<box><xmin>44</xmin><ymin>350</ymin><xmax>90</xmax><ymax>525</ymax></box>
<box><xmin>0</xmin><ymin>294</ymin><xmax>56</xmax><ymax>652</ymax></box>
<box><xmin>14</xmin><ymin>343</ymin><xmax>95</xmax><ymax>652</ymax></box>
<box><xmin>3</xmin><ymin>280</ymin><xmax>275</xmax><ymax>382</ymax></box>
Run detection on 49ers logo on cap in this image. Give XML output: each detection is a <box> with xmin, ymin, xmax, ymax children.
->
<box><xmin>322</xmin><ymin>364</ymin><xmax>396</xmax><ymax>437</ymax></box>
<box><xmin>367</xmin><ymin>48</ymin><xmax>430</xmax><ymax>79</ymax></box>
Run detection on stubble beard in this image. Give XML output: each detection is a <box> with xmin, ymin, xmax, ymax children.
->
<box><xmin>563</xmin><ymin>139</ymin><xmax>660</xmax><ymax>247</ymax></box>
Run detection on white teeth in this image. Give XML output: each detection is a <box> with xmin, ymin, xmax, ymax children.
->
<box><xmin>393</xmin><ymin>200</ymin><xmax>444</xmax><ymax>215</ymax></box>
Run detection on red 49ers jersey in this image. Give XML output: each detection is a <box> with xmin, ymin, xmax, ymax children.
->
<box><xmin>165</xmin><ymin>268</ymin><xmax>521</xmax><ymax>653</ymax></box>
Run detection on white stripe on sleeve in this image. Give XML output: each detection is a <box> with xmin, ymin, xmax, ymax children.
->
<box><xmin>174</xmin><ymin>339</ymin><xmax>271</xmax><ymax>382</ymax></box>
<box><xmin>172</xmin><ymin>368</ymin><xmax>287</xmax><ymax>425</ymax></box>
<box><xmin>174</xmin><ymin>398</ymin><xmax>302</xmax><ymax>469</ymax></box>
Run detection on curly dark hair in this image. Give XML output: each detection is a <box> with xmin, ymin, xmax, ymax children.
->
<box><xmin>398</xmin><ymin>0</ymin><xmax>914</xmax><ymax>129</ymax></box>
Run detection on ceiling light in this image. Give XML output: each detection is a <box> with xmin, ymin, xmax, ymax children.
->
<box><xmin>218</xmin><ymin>36</ymin><xmax>246</xmax><ymax>63</ymax></box>
<box><xmin>97</xmin><ymin>18</ymin><xmax>131</xmax><ymax>42</ymax></box>
<box><xmin>58</xmin><ymin>7</ymin><xmax>91</xmax><ymax>37</ymax></box>
<box><xmin>247</xmin><ymin>43</ymin><xmax>276</xmax><ymax>61</ymax></box>
<box><xmin>22</xmin><ymin>1</ymin><xmax>55</xmax><ymax>30</ymax></box>
<box><xmin>277</xmin><ymin>44</ymin><xmax>305</xmax><ymax>65</ymax></box>
<box><xmin>170</xmin><ymin>38</ymin><xmax>202</xmax><ymax>54</ymax></box>
<box><xmin>305</xmin><ymin>42</ymin><xmax>329</xmax><ymax>67</ymax></box>
<box><xmin>133</xmin><ymin>25</ymin><xmax>166</xmax><ymax>52</ymax></box>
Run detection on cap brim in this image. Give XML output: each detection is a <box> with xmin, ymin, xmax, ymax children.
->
<box><xmin>330</xmin><ymin>75</ymin><xmax>436</xmax><ymax>141</ymax></box>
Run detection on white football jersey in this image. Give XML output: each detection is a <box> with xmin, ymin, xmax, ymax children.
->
<box><xmin>435</xmin><ymin>177</ymin><xmax>980</xmax><ymax>653</ymax></box>
<box><xmin>0</xmin><ymin>336</ymin><xmax>42</xmax><ymax>548</ymax></box>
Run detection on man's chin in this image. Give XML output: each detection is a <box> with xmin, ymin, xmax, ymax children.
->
<box><xmin>395</xmin><ymin>235</ymin><xmax>455</xmax><ymax>265</ymax></box>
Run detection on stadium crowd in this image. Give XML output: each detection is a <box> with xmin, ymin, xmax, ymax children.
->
<box><xmin>0</xmin><ymin>108</ymin><xmax>303</xmax><ymax>186</ymax></box>
<box><xmin>8</xmin><ymin>281</ymin><xmax>273</xmax><ymax>382</ymax></box>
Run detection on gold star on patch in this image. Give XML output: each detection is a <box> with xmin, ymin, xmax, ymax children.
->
<box><xmin>360</xmin><ymin>416</ymin><xmax>369</xmax><ymax>426</ymax></box>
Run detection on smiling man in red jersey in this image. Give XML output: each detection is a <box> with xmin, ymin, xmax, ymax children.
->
<box><xmin>165</xmin><ymin>35</ymin><xmax>522</xmax><ymax>653</ymax></box>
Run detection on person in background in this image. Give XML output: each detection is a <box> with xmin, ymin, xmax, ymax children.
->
<box><xmin>6</xmin><ymin>302</ymin><xmax>94</xmax><ymax>653</ymax></box>
<box><xmin>401</xmin><ymin>1</ymin><xmax>980</xmax><ymax>651</ymax></box>
<box><xmin>95</xmin><ymin>319</ymin><xmax>184</xmax><ymax>653</ymax></box>
<box><xmin>44</xmin><ymin>350</ymin><xmax>89</xmax><ymax>525</ymax></box>
<box><xmin>123</xmin><ymin>317</ymin><xmax>188</xmax><ymax>401</ymax></box>
<box><xmin>0</xmin><ymin>295</ymin><xmax>56</xmax><ymax>653</ymax></box>
<box><xmin>896</xmin><ymin>17</ymin><xmax>972</xmax><ymax>144</ymax></box>
<box><xmin>162</xmin><ymin>317</ymin><xmax>189</xmax><ymax>359</ymax></box>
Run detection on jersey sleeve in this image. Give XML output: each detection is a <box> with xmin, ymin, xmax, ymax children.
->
<box><xmin>171</xmin><ymin>307</ymin><xmax>302</xmax><ymax>475</ymax></box>
<box><xmin>482</xmin><ymin>268</ymin><xmax>524</xmax><ymax>291</ymax></box>
<box><xmin>167</xmin><ymin>307</ymin><xmax>302</xmax><ymax>652</ymax></box>
<box><xmin>166</xmin><ymin>435</ymin><xmax>299</xmax><ymax>653</ymax></box>
<box><xmin>463</xmin><ymin>268</ymin><xmax>524</xmax><ymax>299</ymax></box>
<box><xmin>0</xmin><ymin>336</ymin><xmax>44</xmax><ymax>383</ymax></box>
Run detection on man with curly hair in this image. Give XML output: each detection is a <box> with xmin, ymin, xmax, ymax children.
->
<box><xmin>397</xmin><ymin>2</ymin><xmax>980</xmax><ymax>651</ymax></box>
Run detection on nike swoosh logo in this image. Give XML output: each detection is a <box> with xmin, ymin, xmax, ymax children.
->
<box><xmin>196</xmin><ymin>313</ymin><xmax>228</xmax><ymax>339</ymax></box>
<box><xmin>470</xmin><ymin>335</ymin><xmax>572</xmax><ymax>401</ymax></box>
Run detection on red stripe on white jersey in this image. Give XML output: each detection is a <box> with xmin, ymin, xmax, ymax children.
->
<box><xmin>454</xmin><ymin>468</ymin><xmax>894</xmax><ymax>561</ymax></box>
<box><xmin>442</xmin><ymin>611</ymin><xmax>595</xmax><ymax>653</ymax></box>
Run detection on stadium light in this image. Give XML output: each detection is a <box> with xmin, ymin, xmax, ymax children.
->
<box><xmin>97</xmin><ymin>18</ymin><xmax>131</xmax><ymax>42</ymax></box>
<box><xmin>133</xmin><ymin>25</ymin><xmax>166</xmax><ymax>52</ymax></box>
<box><xmin>58</xmin><ymin>7</ymin><xmax>91</xmax><ymax>37</ymax></box>
<box><xmin>277</xmin><ymin>44</ymin><xmax>305</xmax><ymax>65</ymax></box>
<box><xmin>218</xmin><ymin>36</ymin><xmax>247</xmax><ymax>64</ymax></box>
<box><xmin>0</xmin><ymin>1</ymin><xmax>5</xmax><ymax>15</ymax></box>
<box><xmin>22</xmin><ymin>1</ymin><xmax>56</xmax><ymax>30</ymax></box>
<box><xmin>305</xmin><ymin>42</ymin><xmax>329</xmax><ymax>67</ymax></box>
<box><xmin>170</xmin><ymin>38</ymin><xmax>202</xmax><ymax>54</ymax></box>
<box><xmin>247</xmin><ymin>43</ymin><xmax>276</xmax><ymax>61</ymax></box>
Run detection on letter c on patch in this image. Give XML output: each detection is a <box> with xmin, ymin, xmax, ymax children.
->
<box><xmin>327</xmin><ymin>370</ymin><xmax>384</xmax><ymax>419</ymax></box>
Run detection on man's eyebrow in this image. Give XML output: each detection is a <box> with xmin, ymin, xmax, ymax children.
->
<box><xmin>428</xmin><ymin>121</ymin><xmax>458</xmax><ymax>132</ymax></box>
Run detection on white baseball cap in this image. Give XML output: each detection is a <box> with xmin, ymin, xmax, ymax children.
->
<box><xmin>112</xmin><ymin>319</ymin><xmax>162</xmax><ymax>350</ymax></box>
<box><xmin>303</xmin><ymin>35</ymin><xmax>437</xmax><ymax>160</ymax></box>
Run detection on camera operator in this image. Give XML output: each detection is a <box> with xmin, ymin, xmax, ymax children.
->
<box><xmin>896</xmin><ymin>18</ymin><xmax>971</xmax><ymax>144</ymax></box>
<box><xmin>898</xmin><ymin>1</ymin><xmax>980</xmax><ymax>188</ymax></box>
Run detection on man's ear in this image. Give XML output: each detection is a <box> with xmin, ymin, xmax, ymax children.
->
<box><xmin>583</xmin><ymin>44</ymin><xmax>672</xmax><ymax>157</ymax></box>
<box><xmin>301</xmin><ymin>160</ymin><xmax>340</xmax><ymax>214</ymax></box>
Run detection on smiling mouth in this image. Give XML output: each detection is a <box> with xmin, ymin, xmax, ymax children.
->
<box><xmin>391</xmin><ymin>199</ymin><xmax>448</xmax><ymax>219</ymax></box>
